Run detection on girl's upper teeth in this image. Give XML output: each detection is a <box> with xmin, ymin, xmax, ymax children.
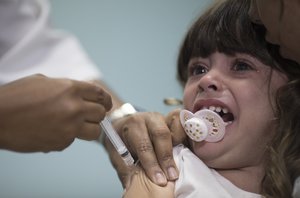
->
<box><xmin>204</xmin><ymin>106</ymin><xmax>229</xmax><ymax>114</ymax></box>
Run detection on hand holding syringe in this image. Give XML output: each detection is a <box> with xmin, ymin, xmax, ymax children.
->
<box><xmin>100</xmin><ymin>117</ymin><xmax>134</xmax><ymax>166</ymax></box>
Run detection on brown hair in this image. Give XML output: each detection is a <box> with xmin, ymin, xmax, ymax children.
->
<box><xmin>176</xmin><ymin>0</ymin><xmax>300</xmax><ymax>197</ymax></box>
<box><xmin>177</xmin><ymin>0</ymin><xmax>300</xmax><ymax>85</ymax></box>
<box><xmin>263</xmin><ymin>80</ymin><xmax>300</xmax><ymax>197</ymax></box>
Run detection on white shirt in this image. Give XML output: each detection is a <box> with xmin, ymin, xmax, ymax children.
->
<box><xmin>0</xmin><ymin>0</ymin><xmax>101</xmax><ymax>85</ymax></box>
<box><xmin>173</xmin><ymin>144</ymin><xmax>262</xmax><ymax>198</ymax></box>
<box><xmin>293</xmin><ymin>177</ymin><xmax>300</xmax><ymax>198</ymax></box>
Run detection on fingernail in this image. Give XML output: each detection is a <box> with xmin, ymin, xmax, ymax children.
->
<box><xmin>155</xmin><ymin>172</ymin><xmax>167</xmax><ymax>185</ymax></box>
<box><xmin>167</xmin><ymin>167</ymin><xmax>178</xmax><ymax>180</ymax></box>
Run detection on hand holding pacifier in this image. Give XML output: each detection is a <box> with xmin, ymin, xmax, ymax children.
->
<box><xmin>179</xmin><ymin>109</ymin><xmax>228</xmax><ymax>142</ymax></box>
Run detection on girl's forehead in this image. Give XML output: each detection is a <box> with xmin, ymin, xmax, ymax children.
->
<box><xmin>190</xmin><ymin>52</ymin><xmax>261</xmax><ymax>60</ymax></box>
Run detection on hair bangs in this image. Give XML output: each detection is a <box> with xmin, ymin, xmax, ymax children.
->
<box><xmin>177</xmin><ymin>0</ymin><xmax>275</xmax><ymax>84</ymax></box>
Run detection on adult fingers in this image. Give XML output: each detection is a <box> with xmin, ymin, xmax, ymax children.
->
<box><xmin>165</xmin><ymin>109</ymin><xmax>188</xmax><ymax>145</ymax></box>
<box><xmin>83</xmin><ymin>101</ymin><xmax>107</xmax><ymax>123</ymax></box>
<box><xmin>118</xmin><ymin>114</ymin><xmax>168</xmax><ymax>186</ymax></box>
<box><xmin>145</xmin><ymin>113</ymin><xmax>179</xmax><ymax>182</ymax></box>
<box><xmin>123</xmin><ymin>165</ymin><xmax>175</xmax><ymax>198</ymax></box>
<box><xmin>77</xmin><ymin>122</ymin><xmax>101</xmax><ymax>140</ymax></box>
<box><xmin>79</xmin><ymin>81</ymin><xmax>112</xmax><ymax>111</ymax></box>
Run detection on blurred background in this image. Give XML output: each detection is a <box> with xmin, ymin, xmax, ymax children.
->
<box><xmin>0</xmin><ymin>0</ymin><xmax>210</xmax><ymax>197</ymax></box>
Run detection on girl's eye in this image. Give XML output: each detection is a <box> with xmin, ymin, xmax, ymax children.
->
<box><xmin>232</xmin><ymin>60</ymin><xmax>254</xmax><ymax>71</ymax></box>
<box><xmin>189</xmin><ymin>64</ymin><xmax>208</xmax><ymax>77</ymax></box>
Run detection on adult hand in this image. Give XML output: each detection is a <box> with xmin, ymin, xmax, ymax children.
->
<box><xmin>122</xmin><ymin>165</ymin><xmax>174</xmax><ymax>198</ymax></box>
<box><xmin>0</xmin><ymin>74</ymin><xmax>112</xmax><ymax>152</ymax></box>
<box><xmin>104</xmin><ymin>109</ymin><xmax>187</xmax><ymax>188</ymax></box>
<box><xmin>249</xmin><ymin>0</ymin><xmax>300</xmax><ymax>64</ymax></box>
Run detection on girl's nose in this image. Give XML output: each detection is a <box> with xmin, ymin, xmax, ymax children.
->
<box><xmin>197</xmin><ymin>69</ymin><xmax>222</xmax><ymax>93</ymax></box>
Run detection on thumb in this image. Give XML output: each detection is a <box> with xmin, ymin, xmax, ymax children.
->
<box><xmin>165</xmin><ymin>109</ymin><xmax>187</xmax><ymax>146</ymax></box>
<box><xmin>81</xmin><ymin>81</ymin><xmax>113</xmax><ymax>111</ymax></box>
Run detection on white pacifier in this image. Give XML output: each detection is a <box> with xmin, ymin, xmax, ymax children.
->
<box><xmin>180</xmin><ymin>109</ymin><xmax>228</xmax><ymax>142</ymax></box>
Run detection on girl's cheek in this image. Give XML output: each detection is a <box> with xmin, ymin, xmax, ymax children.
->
<box><xmin>183</xmin><ymin>86</ymin><xmax>194</xmax><ymax>110</ymax></box>
<box><xmin>182</xmin><ymin>93</ymin><xmax>188</xmax><ymax>109</ymax></box>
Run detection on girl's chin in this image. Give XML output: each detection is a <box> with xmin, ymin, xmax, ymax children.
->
<box><xmin>192</xmin><ymin>141</ymin><xmax>226</xmax><ymax>159</ymax></box>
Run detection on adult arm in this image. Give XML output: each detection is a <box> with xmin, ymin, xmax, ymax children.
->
<box><xmin>249</xmin><ymin>0</ymin><xmax>300</xmax><ymax>64</ymax></box>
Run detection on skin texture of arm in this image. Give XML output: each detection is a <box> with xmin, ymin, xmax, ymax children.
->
<box><xmin>249</xmin><ymin>0</ymin><xmax>300</xmax><ymax>64</ymax></box>
<box><xmin>0</xmin><ymin>74</ymin><xmax>112</xmax><ymax>152</ymax></box>
<box><xmin>122</xmin><ymin>165</ymin><xmax>175</xmax><ymax>198</ymax></box>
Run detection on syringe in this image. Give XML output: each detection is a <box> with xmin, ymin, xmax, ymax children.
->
<box><xmin>100</xmin><ymin>117</ymin><xmax>134</xmax><ymax>166</ymax></box>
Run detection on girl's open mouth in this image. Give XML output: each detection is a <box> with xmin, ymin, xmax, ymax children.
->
<box><xmin>200</xmin><ymin>106</ymin><xmax>234</xmax><ymax>124</ymax></box>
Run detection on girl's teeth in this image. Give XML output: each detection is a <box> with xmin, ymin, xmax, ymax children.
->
<box><xmin>222</xmin><ymin>108</ymin><xmax>228</xmax><ymax>113</ymax></box>
<box><xmin>209</xmin><ymin>106</ymin><xmax>216</xmax><ymax>111</ymax></box>
<box><xmin>205</xmin><ymin>106</ymin><xmax>229</xmax><ymax>114</ymax></box>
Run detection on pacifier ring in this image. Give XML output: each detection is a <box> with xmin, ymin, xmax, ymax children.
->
<box><xmin>183</xmin><ymin>117</ymin><xmax>208</xmax><ymax>142</ymax></box>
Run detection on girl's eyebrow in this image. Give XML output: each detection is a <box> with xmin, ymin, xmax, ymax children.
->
<box><xmin>187</xmin><ymin>57</ymin><xmax>208</xmax><ymax>67</ymax></box>
<box><xmin>234</xmin><ymin>53</ymin><xmax>262</xmax><ymax>64</ymax></box>
<box><xmin>188</xmin><ymin>57</ymin><xmax>200</xmax><ymax>65</ymax></box>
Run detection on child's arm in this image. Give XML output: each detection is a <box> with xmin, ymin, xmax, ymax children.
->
<box><xmin>123</xmin><ymin>165</ymin><xmax>175</xmax><ymax>198</ymax></box>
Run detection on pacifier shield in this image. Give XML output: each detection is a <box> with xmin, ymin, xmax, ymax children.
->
<box><xmin>180</xmin><ymin>109</ymin><xmax>227</xmax><ymax>142</ymax></box>
<box><xmin>195</xmin><ymin>109</ymin><xmax>226</xmax><ymax>142</ymax></box>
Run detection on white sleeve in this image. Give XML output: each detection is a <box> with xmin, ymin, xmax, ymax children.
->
<box><xmin>0</xmin><ymin>0</ymin><xmax>102</xmax><ymax>84</ymax></box>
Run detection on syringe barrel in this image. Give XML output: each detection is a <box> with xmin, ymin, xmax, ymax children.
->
<box><xmin>100</xmin><ymin>117</ymin><xmax>134</xmax><ymax>166</ymax></box>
